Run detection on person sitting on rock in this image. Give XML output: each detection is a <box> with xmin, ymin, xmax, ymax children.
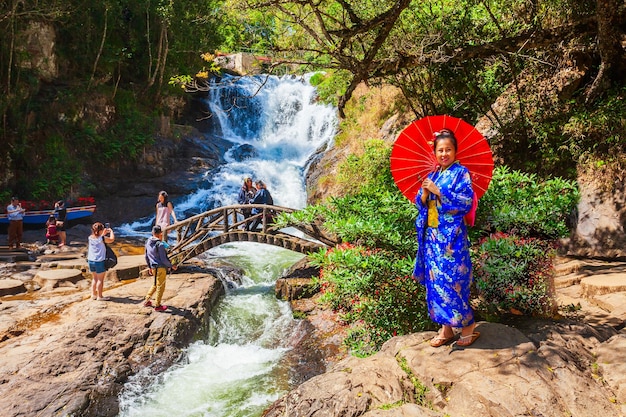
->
<box><xmin>45</xmin><ymin>215</ymin><xmax>59</xmax><ymax>245</ymax></box>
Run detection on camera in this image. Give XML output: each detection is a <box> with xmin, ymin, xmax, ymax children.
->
<box><xmin>105</xmin><ymin>222</ymin><xmax>110</xmax><ymax>229</ymax></box>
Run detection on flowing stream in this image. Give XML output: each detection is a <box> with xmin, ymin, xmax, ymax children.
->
<box><xmin>117</xmin><ymin>74</ymin><xmax>337</xmax><ymax>417</ymax></box>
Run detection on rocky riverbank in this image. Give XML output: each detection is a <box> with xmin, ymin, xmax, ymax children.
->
<box><xmin>3</xmin><ymin>229</ymin><xmax>626</xmax><ymax>417</ymax></box>
<box><xmin>269</xmin><ymin>257</ymin><xmax>626</xmax><ymax>417</ymax></box>
<box><xmin>0</xmin><ymin>227</ymin><xmax>228</xmax><ymax>417</ymax></box>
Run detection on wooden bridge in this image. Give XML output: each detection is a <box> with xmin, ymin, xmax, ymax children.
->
<box><xmin>162</xmin><ymin>204</ymin><xmax>338</xmax><ymax>265</ymax></box>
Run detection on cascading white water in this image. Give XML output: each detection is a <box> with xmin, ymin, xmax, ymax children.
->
<box><xmin>117</xmin><ymin>74</ymin><xmax>337</xmax><ymax>417</ymax></box>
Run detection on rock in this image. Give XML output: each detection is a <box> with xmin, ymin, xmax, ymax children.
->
<box><xmin>0</xmin><ymin>279</ymin><xmax>27</xmax><ymax>296</ymax></box>
<box><xmin>581</xmin><ymin>273</ymin><xmax>626</xmax><ymax>297</ymax></box>
<box><xmin>16</xmin><ymin>22</ymin><xmax>58</xmax><ymax>81</ymax></box>
<box><xmin>275</xmin><ymin>257</ymin><xmax>320</xmax><ymax>300</ymax></box>
<box><xmin>229</xmin><ymin>143</ymin><xmax>258</xmax><ymax>161</ymax></box>
<box><xmin>34</xmin><ymin>268</ymin><xmax>84</xmax><ymax>290</ymax></box>
<box><xmin>596</xmin><ymin>333</ymin><xmax>626</xmax><ymax>416</ymax></box>
<box><xmin>105</xmin><ymin>254</ymin><xmax>146</xmax><ymax>281</ymax></box>
<box><xmin>0</xmin><ymin>268</ymin><xmax>225</xmax><ymax>417</ymax></box>
<box><xmin>561</xmin><ymin>163</ymin><xmax>626</xmax><ymax>259</ymax></box>
<box><xmin>275</xmin><ymin>277</ymin><xmax>317</xmax><ymax>300</ymax></box>
<box><xmin>265</xmin><ymin>322</ymin><xmax>623</xmax><ymax>417</ymax></box>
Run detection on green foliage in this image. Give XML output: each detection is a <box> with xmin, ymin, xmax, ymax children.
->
<box><xmin>29</xmin><ymin>135</ymin><xmax>82</xmax><ymax>200</ymax></box>
<box><xmin>336</xmin><ymin>139</ymin><xmax>397</xmax><ymax>194</ymax></box>
<box><xmin>279</xmin><ymin>140</ymin><xmax>417</xmax><ymax>255</ymax></box>
<box><xmin>310</xmin><ymin>244</ymin><xmax>431</xmax><ymax>356</ymax></box>
<box><xmin>397</xmin><ymin>355</ymin><xmax>430</xmax><ymax>407</ymax></box>
<box><xmin>308</xmin><ymin>71</ymin><xmax>351</xmax><ymax>107</ymax></box>
<box><xmin>472</xmin><ymin>234</ymin><xmax>557</xmax><ymax>317</ymax></box>
<box><xmin>475</xmin><ymin>166</ymin><xmax>579</xmax><ymax>239</ymax></box>
<box><xmin>563</xmin><ymin>87</ymin><xmax>626</xmax><ymax>160</ymax></box>
<box><xmin>69</xmin><ymin>90</ymin><xmax>154</xmax><ymax>163</ymax></box>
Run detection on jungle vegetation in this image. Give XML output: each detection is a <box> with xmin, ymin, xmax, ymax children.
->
<box><xmin>1</xmin><ymin>0</ymin><xmax>624</xmax><ymax>200</ymax></box>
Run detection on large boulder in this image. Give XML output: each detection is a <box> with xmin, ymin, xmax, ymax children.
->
<box><xmin>264</xmin><ymin>321</ymin><xmax>623</xmax><ymax>417</ymax></box>
<box><xmin>563</xmin><ymin>163</ymin><xmax>626</xmax><ymax>258</ymax></box>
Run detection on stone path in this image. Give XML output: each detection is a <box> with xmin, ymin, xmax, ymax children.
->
<box><xmin>554</xmin><ymin>256</ymin><xmax>626</xmax><ymax>328</ymax></box>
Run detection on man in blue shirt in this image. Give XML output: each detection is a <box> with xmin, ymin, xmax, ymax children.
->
<box><xmin>6</xmin><ymin>197</ymin><xmax>25</xmax><ymax>249</ymax></box>
<box><xmin>143</xmin><ymin>225</ymin><xmax>177</xmax><ymax>312</ymax></box>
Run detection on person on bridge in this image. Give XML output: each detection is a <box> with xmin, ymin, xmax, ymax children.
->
<box><xmin>237</xmin><ymin>177</ymin><xmax>257</xmax><ymax>228</ymax></box>
<box><xmin>247</xmin><ymin>180</ymin><xmax>274</xmax><ymax>231</ymax></box>
<box><xmin>155</xmin><ymin>191</ymin><xmax>177</xmax><ymax>242</ymax></box>
<box><xmin>143</xmin><ymin>225</ymin><xmax>177</xmax><ymax>312</ymax></box>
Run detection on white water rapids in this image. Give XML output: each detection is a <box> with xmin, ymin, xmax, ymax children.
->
<box><xmin>117</xmin><ymin>74</ymin><xmax>337</xmax><ymax>417</ymax></box>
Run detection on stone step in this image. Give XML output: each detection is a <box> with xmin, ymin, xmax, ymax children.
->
<box><xmin>554</xmin><ymin>272</ymin><xmax>583</xmax><ymax>289</ymax></box>
<box><xmin>34</xmin><ymin>269</ymin><xmax>84</xmax><ymax>290</ymax></box>
<box><xmin>553</xmin><ymin>258</ymin><xmax>585</xmax><ymax>276</ymax></box>
<box><xmin>580</xmin><ymin>272</ymin><xmax>626</xmax><ymax>298</ymax></box>
<box><xmin>0</xmin><ymin>279</ymin><xmax>27</xmax><ymax>296</ymax></box>
<box><xmin>106</xmin><ymin>254</ymin><xmax>147</xmax><ymax>281</ymax></box>
<box><xmin>587</xmin><ymin>292</ymin><xmax>626</xmax><ymax>319</ymax></box>
<box><xmin>0</xmin><ymin>247</ymin><xmax>31</xmax><ymax>263</ymax></box>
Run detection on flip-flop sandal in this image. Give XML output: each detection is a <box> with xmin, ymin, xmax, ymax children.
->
<box><xmin>456</xmin><ymin>331</ymin><xmax>480</xmax><ymax>347</ymax></box>
<box><xmin>430</xmin><ymin>335</ymin><xmax>455</xmax><ymax>347</ymax></box>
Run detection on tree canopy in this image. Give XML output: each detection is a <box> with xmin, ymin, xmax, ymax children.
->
<box><xmin>230</xmin><ymin>0</ymin><xmax>625</xmax><ymax>176</ymax></box>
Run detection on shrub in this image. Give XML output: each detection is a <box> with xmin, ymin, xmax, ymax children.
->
<box><xmin>475</xmin><ymin>166</ymin><xmax>579</xmax><ymax>239</ymax></box>
<box><xmin>310</xmin><ymin>244</ymin><xmax>431</xmax><ymax>356</ymax></box>
<box><xmin>472</xmin><ymin>233</ymin><xmax>557</xmax><ymax>318</ymax></box>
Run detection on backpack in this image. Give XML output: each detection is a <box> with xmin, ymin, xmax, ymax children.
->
<box><xmin>104</xmin><ymin>243</ymin><xmax>118</xmax><ymax>270</ymax></box>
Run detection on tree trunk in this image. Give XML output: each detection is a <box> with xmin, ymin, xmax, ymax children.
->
<box><xmin>585</xmin><ymin>0</ymin><xmax>624</xmax><ymax>103</ymax></box>
<box><xmin>89</xmin><ymin>5</ymin><xmax>108</xmax><ymax>90</ymax></box>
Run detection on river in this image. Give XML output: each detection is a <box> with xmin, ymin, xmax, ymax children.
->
<box><xmin>117</xmin><ymin>74</ymin><xmax>337</xmax><ymax>417</ymax></box>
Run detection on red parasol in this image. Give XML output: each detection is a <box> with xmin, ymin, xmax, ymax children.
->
<box><xmin>390</xmin><ymin>114</ymin><xmax>494</xmax><ymax>202</ymax></box>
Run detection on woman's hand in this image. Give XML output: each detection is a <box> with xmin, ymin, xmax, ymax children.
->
<box><xmin>422</xmin><ymin>178</ymin><xmax>440</xmax><ymax>196</ymax></box>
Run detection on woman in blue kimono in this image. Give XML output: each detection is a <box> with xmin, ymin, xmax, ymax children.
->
<box><xmin>412</xmin><ymin>129</ymin><xmax>479</xmax><ymax>347</ymax></box>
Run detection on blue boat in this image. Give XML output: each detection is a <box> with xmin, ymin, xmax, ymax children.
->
<box><xmin>0</xmin><ymin>205</ymin><xmax>97</xmax><ymax>225</ymax></box>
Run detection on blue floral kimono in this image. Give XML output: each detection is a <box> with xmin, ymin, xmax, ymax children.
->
<box><xmin>413</xmin><ymin>161</ymin><xmax>475</xmax><ymax>328</ymax></box>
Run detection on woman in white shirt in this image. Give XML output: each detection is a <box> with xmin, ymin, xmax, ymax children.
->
<box><xmin>87</xmin><ymin>222</ymin><xmax>115</xmax><ymax>300</ymax></box>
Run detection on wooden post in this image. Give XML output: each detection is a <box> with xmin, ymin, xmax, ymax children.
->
<box><xmin>262</xmin><ymin>207</ymin><xmax>267</xmax><ymax>232</ymax></box>
<box><xmin>231</xmin><ymin>208</ymin><xmax>238</xmax><ymax>229</ymax></box>
<box><xmin>223</xmin><ymin>208</ymin><xmax>229</xmax><ymax>233</ymax></box>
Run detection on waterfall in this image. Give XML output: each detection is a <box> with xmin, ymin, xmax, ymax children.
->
<box><xmin>117</xmin><ymin>74</ymin><xmax>337</xmax><ymax>417</ymax></box>
<box><xmin>175</xmin><ymin>73</ymin><xmax>336</xmax><ymax>216</ymax></box>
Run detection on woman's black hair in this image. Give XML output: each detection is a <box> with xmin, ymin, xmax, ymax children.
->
<box><xmin>158</xmin><ymin>190</ymin><xmax>170</xmax><ymax>206</ymax></box>
<box><xmin>433</xmin><ymin>128</ymin><xmax>458</xmax><ymax>153</ymax></box>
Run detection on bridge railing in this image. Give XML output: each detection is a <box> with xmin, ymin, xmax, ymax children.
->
<box><xmin>162</xmin><ymin>204</ymin><xmax>295</xmax><ymax>261</ymax></box>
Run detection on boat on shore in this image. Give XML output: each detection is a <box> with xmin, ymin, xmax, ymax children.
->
<box><xmin>0</xmin><ymin>205</ymin><xmax>97</xmax><ymax>225</ymax></box>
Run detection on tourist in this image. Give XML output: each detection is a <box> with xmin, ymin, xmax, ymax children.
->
<box><xmin>237</xmin><ymin>177</ymin><xmax>257</xmax><ymax>227</ymax></box>
<box><xmin>143</xmin><ymin>225</ymin><xmax>177</xmax><ymax>312</ymax></box>
<box><xmin>54</xmin><ymin>200</ymin><xmax>67</xmax><ymax>246</ymax></box>
<box><xmin>45</xmin><ymin>215</ymin><xmax>59</xmax><ymax>244</ymax></box>
<box><xmin>87</xmin><ymin>222</ymin><xmax>115</xmax><ymax>301</ymax></box>
<box><xmin>6</xmin><ymin>197</ymin><xmax>26</xmax><ymax>249</ymax></box>
<box><xmin>412</xmin><ymin>129</ymin><xmax>479</xmax><ymax>347</ymax></box>
<box><xmin>155</xmin><ymin>190</ymin><xmax>177</xmax><ymax>241</ymax></box>
<box><xmin>247</xmin><ymin>180</ymin><xmax>274</xmax><ymax>231</ymax></box>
